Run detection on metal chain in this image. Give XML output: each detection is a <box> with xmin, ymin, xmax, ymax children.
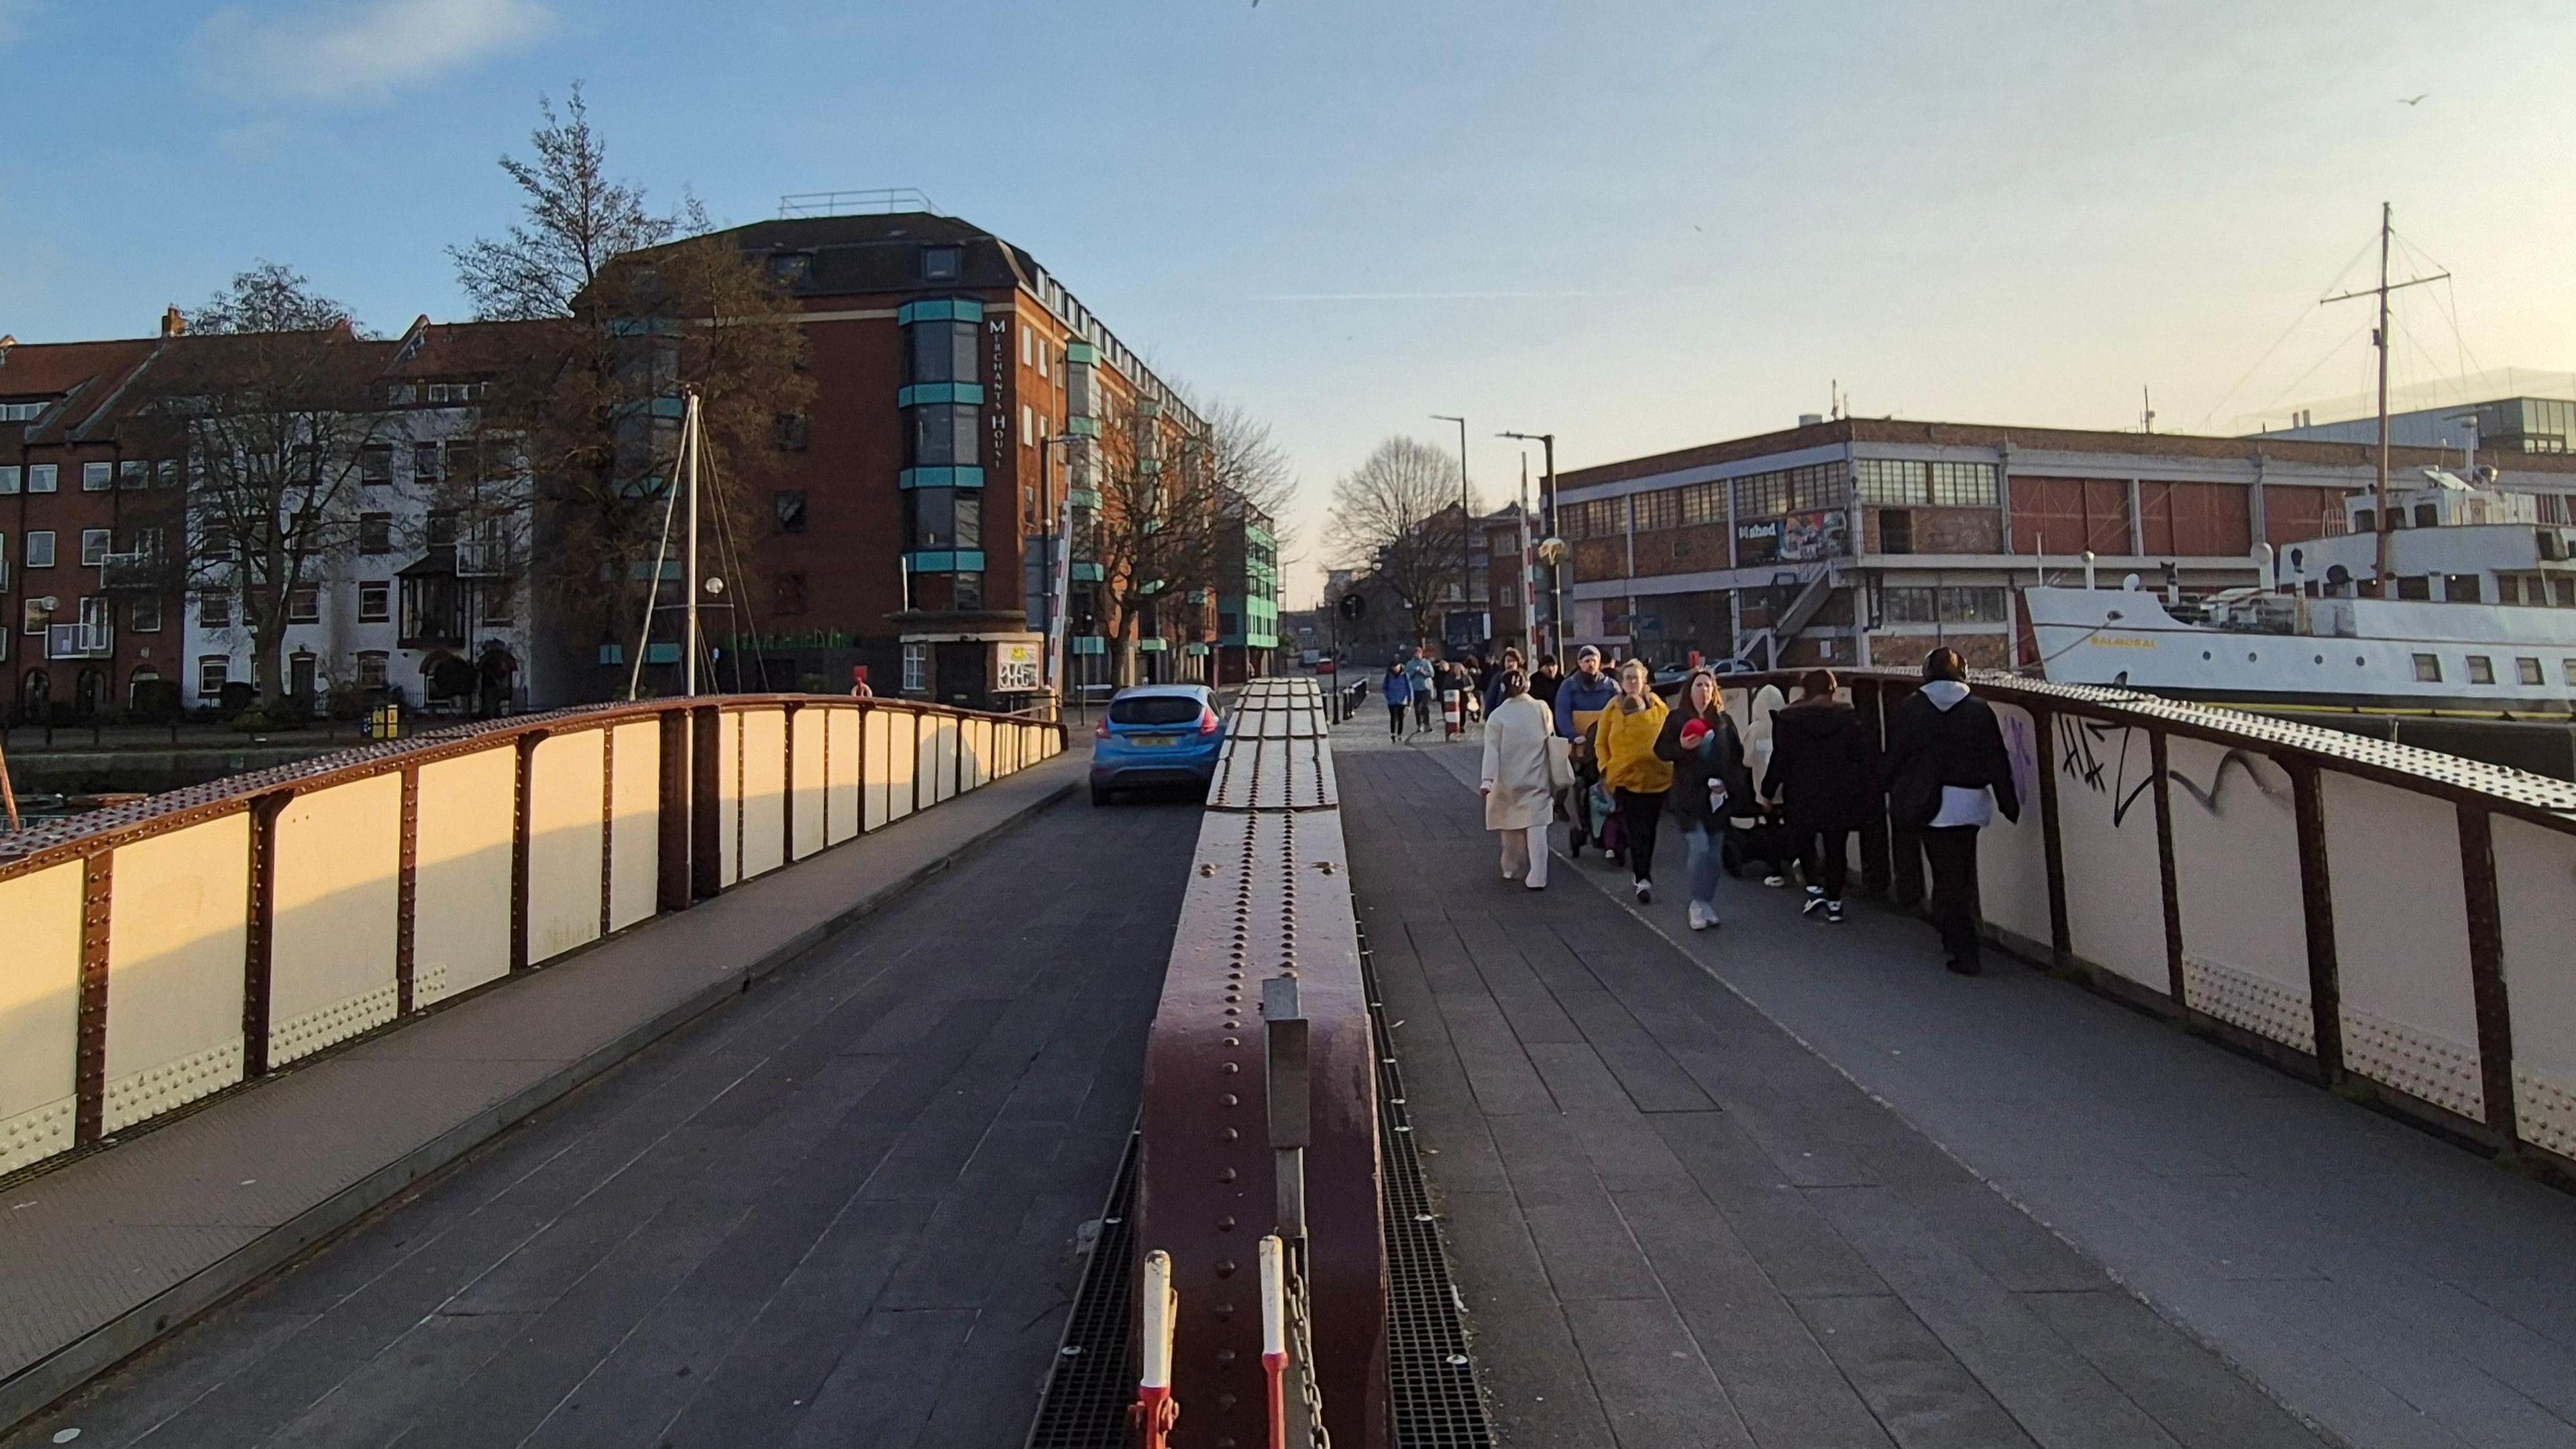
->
<box><xmin>1286</xmin><ymin>1248</ymin><xmax>1330</xmax><ymax>1449</ymax></box>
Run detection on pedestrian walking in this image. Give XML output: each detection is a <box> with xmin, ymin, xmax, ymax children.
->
<box><xmin>1480</xmin><ymin>669</ymin><xmax>1562</xmax><ymax>890</ymax></box>
<box><xmin>1734</xmin><ymin>682</ymin><xmax>1796</xmax><ymax>888</ymax></box>
<box><xmin>1381</xmin><ymin>659</ymin><xmax>1411</xmax><ymax>743</ymax></box>
<box><xmin>1764</xmin><ymin>669</ymin><xmax>1872</xmax><ymax>925</ymax></box>
<box><xmin>1552</xmin><ymin>645</ymin><xmax>1619</xmax><ymax>857</ymax></box>
<box><xmin>1406</xmin><ymin>647</ymin><xmax>1436</xmax><ymax>735</ymax></box>
<box><xmin>1589</xmin><ymin>658</ymin><xmax>1672</xmax><ymax>904</ymax></box>
<box><xmin>1529</xmin><ymin>655</ymin><xmax>1564</xmax><ymax>710</ymax></box>
<box><xmin>1655</xmin><ymin>668</ymin><xmax>1750</xmax><ymax>930</ymax></box>
<box><xmin>1883</xmin><ymin>649</ymin><xmax>2021</xmax><ymax>974</ymax></box>
<box><xmin>1482</xmin><ymin>647</ymin><xmax>1525</xmax><ymax>717</ymax></box>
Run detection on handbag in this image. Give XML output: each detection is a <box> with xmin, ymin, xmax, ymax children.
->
<box><xmin>1542</xmin><ymin>735</ymin><xmax>1576</xmax><ymax>792</ymax></box>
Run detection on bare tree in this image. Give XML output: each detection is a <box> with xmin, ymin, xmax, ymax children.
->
<box><xmin>453</xmin><ymin>88</ymin><xmax>808</xmax><ymax>695</ymax></box>
<box><xmin>1325</xmin><ymin>436</ymin><xmax>1479</xmax><ymax>647</ymax></box>
<box><xmin>154</xmin><ymin>263</ymin><xmax>399</xmax><ymax>712</ymax></box>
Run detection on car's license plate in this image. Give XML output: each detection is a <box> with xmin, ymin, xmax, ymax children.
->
<box><xmin>1134</xmin><ymin>734</ymin><xmax>1181</xmax><ymax>747</ymax></box>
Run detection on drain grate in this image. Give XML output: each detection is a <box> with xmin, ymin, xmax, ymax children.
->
<box><xmin>1024</xmin><ymin>1129</ymin><xmax>1141</xmax><ymax>1449</ymax></box>
<box><xmin>1365</xmin><ymin>929</ymin><xmax>1497</xmax><ymax>1449</ymax></box>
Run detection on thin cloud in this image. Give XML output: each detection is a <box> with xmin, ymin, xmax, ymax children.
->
<box><xmin>0</xmin><ymin>0</ymin><xmax>40</xmax><ymax>48</ymax></box>
<box><xmin>199</xmin><ymin>0</ymin><xmax>553</xmax><ymax>103</ymax></box>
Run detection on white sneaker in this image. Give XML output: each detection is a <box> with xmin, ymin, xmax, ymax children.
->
<box><xmin>1633</xmin><ymin>879</ymin><xmax>1652</xmax><ymax>905</ymax></box>
<box><xmin>1686</xmin><ymin>900</ymin><xmax>1711</xmax><ymax>931</ymax></box>
<box><xmin>1762</xmin><ymin>874</ymin><xmax>1786</xmax><ymax>888</ymax></box>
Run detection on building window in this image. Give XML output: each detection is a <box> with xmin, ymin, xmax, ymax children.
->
<box><xmin>774</xmin><ymin>490</ymin><xmax>808</xmax><ymax>534</ymax></box>
<box><xmin>954</xmin><ymin>572</ymin><xmax>983</xmax><ymax>609</ymax></box>
<box><xmin>1939</xmin><ymin>586</ymin><xmax>2008</xmax><ymax>623</ymax></box>
<box><xmin>1857</xmin><ymin>458</ymin><xmax>1930</xmax><ymax>506</ymax></box>
<box><xmin>156</xmin><ymin>458</ymin><xmax>181</xmax><ymax>488</ymax></box>
<box><xmin>201</xmin><ymin>590</ymin><xmax>231</xmax><ymax>628</ymax></box>
<box><xmin>480</xmin><ymin>579</ymin><xmax>514</xmax><ymax>625</ymax></box>
<box><xmin>356</xmin><ymin>651</ymin><xmax>389</xmax><ymax>689</ymax></box>
<box><xmin>80</xmin><ymin>528</ymin><xmax>111</xmax><ymax>566</ymax></box>
<box><xmin>902</xmin><ymin>641</ymin><xmax>927</xmax><ymax>692</ymax></box>
<box><xmin>1022</xmin><ymin>405</ymin><xmax>1035</xmax><ymax>446</ymax></box>
<box><xmin>288</xmin><ymin>583</ymin><xmax>321</xmax><ymax>623</ymax></box>
<box><xmin>2516</xmin><ymin>657</ymin><xmax>2544</xmax><ymax>686</ymax></box>
<box><xmin>1631</xmin><ymin>488</ymin><xmax>1680</xmax><ymax>532</ymax></box>
<box><xmin>920</xmin><ymin>246</ymin><xmax>961</xmax><ymax>281</ymax></box>
<box><xmin>909</xmin><ymin>319</ymin><xmax>978</xmax><ymax>384</ymax></box>
<box><xmin>2413</xmin><ymin>653</ymin><xmax>2442</xmax><ymax>682</ymax></box>
<box><xmin>413</xmin><ymin>441</ymin><xmax>443</xmax><ymax>485</ymax></box>
<box><xmin>118</xmin><ymin>460</ymin><xmax>148</xmax><ymax>489</ymax></box>
<box><xmin>774</xmin><ymin>411</ymin><xmax>809</xmax><ymax>450</ymax></box>
<box><xmin>2467</xmin><ymin>655</ymin><xmax>2494</xmax><ymax>685</ymax></box>
<box><xmin>1020</xmin><ymin>325</ymin><xmax>1034</xmax><ymax>368</ymax></box>
<box><xmin>1733</xmin><ymin>470</ymin><xmax>1788</xmax><ymax>519</ymax></box>
<box><xmin>26</xmin><ymin>464</ymin><xmax>56</xmax><ymax>493</ymax></box>
<box><xmin>359</xmin><ymin>580</ymin><xmax>391</xmax><ymax>622</ymax></box>
<box><xmin>908</xmin><ymin>403</ymin><xmax>979</xmax><ymax>467</ymax></box>
<box><xmin>23</xmin><ymin>597</ymin><xmax>54</xmax><ymax>634</ymax></box>
<box><xmin>1878</xmin><ymin>509</ymin><xmax>1915</xmax><ymax>553</ymax></box>
<box><xmin>82</xmin><ymin>461</ymin><xmax>113</xmax><ymax>491</ymax></box>
<box><xmin>0</xmin><ymin>466</ymin><xmax>17</xmax><ymax>494</ymax></box>
<box><xmin>199</xmin><ymin>656</ymin><xmax>229</xmax><ymax>698</ymax></box>
<box><xmin>2396</xmin><ymin>575</ymin><xmax>2430</xmax><ymax>600</ymax></box>
<box><xmin>1930</xmin><ymin>462</ymin><xmax>1998</xmax><ymax>507</ymax></box>
<box><xmin>2444</xmin><ymin>574</ymin><xmax>2482</xmax><ymax>603</ymax></box>
<box><xmin>25</xmin><ymin>530</ymin><xmax>54</xmax><ymax>568</ymax></box>
<box><xmin>360</xmin><ymin>513</ymin><xmax>393</xmax><ymax>554</ymax></box>
<box><xmin>127</xmin><ymin>594</ymin><xmax>161</xmax><ymax>633</ymax></box>
<box><xmin>1678</xmin><ymin>480</ymin><xmax>1725</xmax><ymax>526</ymax></box>
<box><xmin>773</xmin><ymin>572</ymin><xmax>807</xmax><ymax>616</ymax></box>
<box><xmin>904</xmin><ymin>488</ymin><xmax>981</xmax><ymax>550</ymax></box>
<box><xmin>360</xmin><ymin>444</ymin><xmax>393</xmax><ymax>486</ymax></box>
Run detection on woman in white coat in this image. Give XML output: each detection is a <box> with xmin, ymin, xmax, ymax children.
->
<box><xmin>1480</xmin><ymin>669</ymin><xmax>1560</xmax><ymax>890</ymax></box>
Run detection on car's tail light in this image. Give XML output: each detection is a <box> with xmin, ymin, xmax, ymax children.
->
<box><xmin>1095</xmin><ymin>716</ymin><xmax>1111</xmax><ymax>739</ymax></box>
<box><xmin>1198</xmin><ymin>706</ymin><xmax>1220</xmax><ymax>735</ymax></box>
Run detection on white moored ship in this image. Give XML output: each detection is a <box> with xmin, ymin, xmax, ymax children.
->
<box><xmin>2027</xmin><ymin>469</ymin><xmax>2576</xmax><ymax>718</ymax></box>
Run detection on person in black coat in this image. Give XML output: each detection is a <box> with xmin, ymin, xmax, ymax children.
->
<box><xmin>1882</xmin><ymin>648</ymin><xmax>2022</xmax><ymax>974</ymax></box>
<box><xmin>1762</xmin><ymin>669</ymin><xmax>1872</xmax><ymax>924</ymax></box>
<box><xmin>1653</xmin><ymin>668</ymin><xmax>1753</xmax><ymax>931</ymax></box>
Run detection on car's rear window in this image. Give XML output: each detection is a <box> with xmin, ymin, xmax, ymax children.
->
<box><xmin>1110</xmin><ymin>696</ymin><xmax>1204</xmax><ymax>726</ymax></box>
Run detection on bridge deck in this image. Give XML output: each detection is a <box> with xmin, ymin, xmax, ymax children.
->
<box><xmin>1</xmin><ymin>792</ymin><xmax>1202</xmax><ymax>1449</ymax></box>
<box><xmin>1338</xmin><ymin>727</ymin><xmax>2576</xmax><ymax>1449</ymax></box>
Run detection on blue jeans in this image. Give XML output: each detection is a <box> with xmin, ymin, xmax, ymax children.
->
<box><xmin>1682</xmin><ymin>823</ymin><xmax>1723</xmax><ymax>906</ymax></box>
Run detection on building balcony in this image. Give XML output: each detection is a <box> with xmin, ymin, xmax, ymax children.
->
<box><xmin>99</xmin><ymin>550</ymin><xmax>167</xmax><ymax>590</ymax></box>
<box><xmin>453</xmin><ymin>538</ymin><xmax>511</xmax><ymax>578</ymax></box>
<box><xmin>47</xmin><ymin>620</ymin><xmax>113</xmax><ymax>659</ymax></box>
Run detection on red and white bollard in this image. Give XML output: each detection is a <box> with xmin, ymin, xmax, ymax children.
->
<box><xmin>1441</xmin><ymin>688</ymin><xmax>1463</xmax><ymax>739</ymax></box>
<box><xmin>1259</xmin><ymin>1235</ymin><xmax>1289</xmax><ymax>1449</ymax></box>
<box><xmin>1133</xmin><ymin>1248</ymin><xmax>1179</xmax><ymax>1449</ymax></box>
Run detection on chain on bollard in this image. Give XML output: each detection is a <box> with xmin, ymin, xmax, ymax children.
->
<box><xmin>1285</xmin><ymin>1243</ymin><xmax>1330</xmax><ymax>1449</ymax></box>
<box><xmin>1133</xmin><ymin>1248</ymin><xmax>1179</xmax><ymax>1449</ymax></box>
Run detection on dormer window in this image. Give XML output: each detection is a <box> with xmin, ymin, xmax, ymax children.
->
<box><xmin>920</xmin><ymin>246</ymin><xmax>961</xmax><ymax>282</ymax></box>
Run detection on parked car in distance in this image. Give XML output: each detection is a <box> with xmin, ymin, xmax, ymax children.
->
<box><xmin>1091</xmin><ymin>684</ymin><xmax>1225</xmax><ymax>804</ymax></box>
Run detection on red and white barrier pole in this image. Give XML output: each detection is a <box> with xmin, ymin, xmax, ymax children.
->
<box><xmin>1134</xmin><ymin>1248</ymin><xmax>1179</xmax><ymax>1449</ymax></box>
<box><xmin>1259</xmin><ymin>1235</ymin><xmax>1289</xmax><ymax>1449</ymax></box>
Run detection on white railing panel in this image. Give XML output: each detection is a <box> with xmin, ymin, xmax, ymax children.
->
<box><xmin>527</xmin><ymin>731</ymin><xmax>606</xmax><ymax>967</ymax></box>
<box><xmin>791</xmin><ymin>707</ymin><xmax>827</xmax><ymax>861</ymax></box>
<box><xmin>913</xmin><ymin>712</ymin><xmax>939</xmax><ymax>813</ymax></box>
<box><xmin>862</xmin><ymin>708</ymin><xmax>894</xmax><ymax>831</ymax></box>
<box><xmin>1973</xmin><ymin>702</ymin><xmax>2053</xmax><ymax>951</ymax></box>
<box><xmin>104</xmin><ymin>816</ymin><xmax>251</xmax><ymax>1133</ymax></box>
<box><xmin>825</xmin><ymin>707</ymin><xmax>861</xmax><ymax>845</ymax></box>
<box><xmin>741</xmin><ymin>708</ymin><xmax>788</xmax><ymax>879</ymax></box>
<box><xmin>608</xmin><ymin>720</ymin><xmax>661</xmax><ymax>933</ymax></box>
<box><xmin>0</xmin><ymin>863</ymin><xmax>83</xmax><ymax>1174</ymax></box>
<box><xmin>718</xmin><ymin>711</ymin><xmax>743</xmax><ymax>887</ymax></box>
<box><xmin>268</xmin><ymin>774</ymin><xmax>402</xmax><ymax>1067</ymax></box>
<box><xmin>967</xmin><ymin>717</ymin><xmax>994</xmax><ymax>790</ymax></box>
<box><xmin>2048</xmin><ymin>714</ymin><xmax>2171</xmax><ymax>996</ymax></box>
<box><xmin>932</xmin><ymin>718</ymin><xmax>959</xmax><ymax>804</ymax></box>
<box><xmin>2495</xmin><ymin>815</ymin><xmax>2576</xmax><ymax>1157</ymax></box>
<box><xmin>415</xmin><ymin>747</ymin><xmax>517</xmax><ymax>1005</ymax></box>
<box><xmin>2322</xmin><ymin>771</ymin><xmax>2485</xmax><ymax>1120</ymax></box>
<box><xmin>2164</xmin><ymin>737</ymin><xmax>2312</xmax><ymax>1051</ymax></box>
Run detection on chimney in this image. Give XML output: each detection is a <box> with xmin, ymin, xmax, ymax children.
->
<box><xmin>160</xmin><ymin>306</ymin><xmax>186</xmax><ymax>337</ymax></box>
<box><xmin>0</xmin><ymin>334</ymin><xmax>14</xmax><ymax>367</ymax></box>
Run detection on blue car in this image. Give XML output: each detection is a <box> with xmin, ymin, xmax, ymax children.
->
<box><xmin>1090</xmin><ymin>684</ymin><xmax>1226</xmax><ymax>804</ymax></box>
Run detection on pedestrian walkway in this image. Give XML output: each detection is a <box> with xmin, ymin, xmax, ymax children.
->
<box><xmin>1339</xmin><ymin>720</ymin><xmax>2576</xmax><ymax>1448</ymax></box>
<box><xmin>1</xmin><ymin>763</ymin><xmax>1197</xmax><ymax>1449</ymax></box>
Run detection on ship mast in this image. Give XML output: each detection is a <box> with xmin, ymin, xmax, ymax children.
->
<box><xmin>2322</xmin><ymin>204</ymin><xmax>2444</xmax><ymax>597</ymax></box>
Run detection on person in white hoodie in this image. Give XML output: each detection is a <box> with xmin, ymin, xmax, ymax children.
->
<box><xmin>1882</xmin><ymin>649</ymin><xmax>2021</xmax><ymax>973</ymax></box>
<box><xmin>1479</xmin><ymin>669</ymin><xmax>1559</xmax><ymax>889</ymax></box>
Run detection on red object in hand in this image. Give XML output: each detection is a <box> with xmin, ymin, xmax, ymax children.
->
<box><xmin>1679</xmin><ymin>718</ymin><xmax>1712</xmax><ymax>749</ymax></box>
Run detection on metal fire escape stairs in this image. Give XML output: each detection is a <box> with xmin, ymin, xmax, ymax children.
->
<box><xmin>1730</xmin><ymin>561</ymin><xmax>1836</xmax><ymax>671</ymax></box>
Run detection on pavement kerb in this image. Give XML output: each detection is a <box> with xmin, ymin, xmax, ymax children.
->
<box><xmin>0</xmin><ymin>765</ymin><xmax>1081</xmax><ymax>1437</ymax></box>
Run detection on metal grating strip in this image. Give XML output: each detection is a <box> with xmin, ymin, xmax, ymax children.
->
<box><xmin>1024</xmin><ymin>1130</ymin><xmax>1142</xmax><ymax>1449</ymax></box>
<box><xmin>1363</xmin><ymin>930</ymin><xmax>1497</xmax><ymax>1448</ymax></box>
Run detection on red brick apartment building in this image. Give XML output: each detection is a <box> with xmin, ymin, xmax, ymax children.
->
<box><xmin>698</xmin><ymin>211</ymin><xmax>1208</xmax><ymax>707</ymax></box>
<box><xmin>1553</xmin><ymin>417</ymin><xmax>2576</xmax><ymax>671</ymax></box>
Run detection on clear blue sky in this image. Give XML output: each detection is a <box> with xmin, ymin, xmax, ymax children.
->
<box><xmin>7</xmin><ymin>0</ymin><xmax>2573</xmax><ymax>605</ymax></box>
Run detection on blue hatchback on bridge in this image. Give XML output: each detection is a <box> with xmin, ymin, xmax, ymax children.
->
<box><xmin>1090</xmin><ymin>684</ymin><xmax>1224</xmax><ymax>804</ymax></box>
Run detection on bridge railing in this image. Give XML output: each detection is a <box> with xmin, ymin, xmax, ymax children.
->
<box><xmin>0</xmin><ymin>696</ymin><xmax>1065</xmax><ymax>1179</ymax></box>
<box><xmin>1722</xmin><ymin>668</ymin><xmax>2576</xmax><ymax>1173</ymax></box>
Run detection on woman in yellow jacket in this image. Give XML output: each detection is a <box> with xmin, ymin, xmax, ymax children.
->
<box><xmin>1589</xmin><ymin>659</ymin><xmax>1672</xmax><ymax>902</ymax></box>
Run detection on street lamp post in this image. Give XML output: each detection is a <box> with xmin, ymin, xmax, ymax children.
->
<box><xmin>1499</xmin><ymin>429</ymin><xmax>1560</xmax><ymax>662</ymax></box>
<box><xmin>1432</xmin><ymin>415</ymin><xmax>1470</xmax><ymax>653</ymax></box>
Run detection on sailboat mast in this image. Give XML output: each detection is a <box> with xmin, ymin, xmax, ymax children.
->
<box><xmin>2373</xmin><ymin>201</ymin><xmax>2392</xmax><ymax>594</ymax></box>
<box><xmin>684</xmin><ymin>390</ymin><xmax>702</xmax><ymax>699</ymax></box>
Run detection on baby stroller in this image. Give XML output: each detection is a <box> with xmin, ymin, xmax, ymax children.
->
<box><xmin>1585</xmin><ymin>782</ymin><xmax>1627</xmax><ymax>864</ymax></box>
<box><xmin>1723</xmin><ymin>806</ymin><xmax>1795</xmax><ymax>883</ymax></box>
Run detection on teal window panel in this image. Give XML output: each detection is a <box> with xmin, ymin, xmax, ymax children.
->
<box><xmin>1184</xmin><ymin>643</ymin><xmax>1210</xmax><ymax>656</ymax></box>
<box><xmin>1138</xmin><ymin>638</ymin><xmax>1169</xmax><ymax>653</ymax></box>
<box><xmin>597</xmin><ymin>643</ymin><xmax>624</xmax><ymax>665</ymax></box>
<box><xmin>1069</xmin><ymin>489</ymin><xmax>1100</xmax><ymax>510</ymax></box>
<box><xmin>1072</xmin><ymin>636</ymin><xmax>1107</xmax><ymax>656</ymax></box>
<box><xmin>896</xmin><ymin>298</ymin><xmax>986</xmax><ymax>325</ymax></box>
<box><xmin>1138</xmin><ymin>458</ymin><xmax>1161</xmax><ymax>476</ymax></box>
<box><xmin>1066</xmin><ymin>341</ymin><xmax>1098</xmax><ymax>364</ymax></box>
<box><xmin>898</xmin><ymin>466</ymin><xmax>986</xmax><ymax>490</ymax></box>
<box><xmin>645</xmin><ymin>643</ymin><xmax>682</xmax><ymax>664</ymax></box>
<box><xmin>1246</xmin><ymin>633</ymin><xmax>1279</xmax><ymax>649</ymax></box>
<box><xmin>898</xmin><ymin>382</ymin><xmax>985</xmax><ymax>407</ymax></box>
<box><xmin>1067</xmin><ymin>416</ymin><xmax>1100</xmax><ymax>438</ymax></box>
<box><xmin>904</xmin><ymin>549</ymin><xmax>985</xmax><ymax>572</ymax></box>
<box><xmin>1071</xmin><ymin>562</ymin><xmax>1104</xmax><ymax>582</ymax></box>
